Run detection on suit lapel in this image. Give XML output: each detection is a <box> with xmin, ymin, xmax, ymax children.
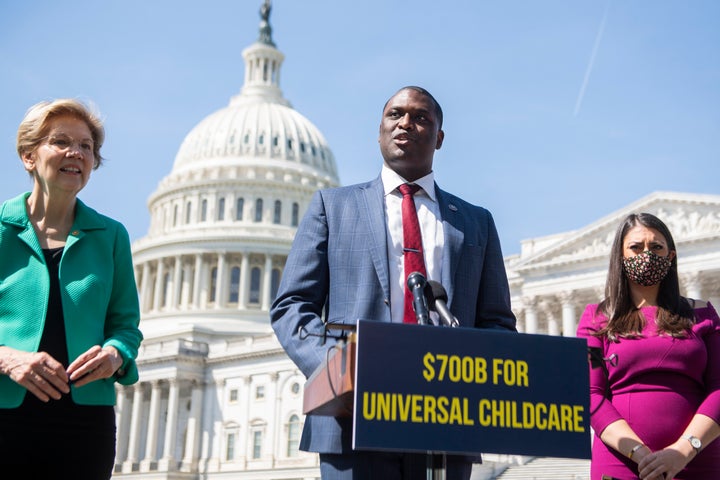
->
<box><xmin>356</xmin><ymin>178</ymin><xmax>391</xmax><ymax>301</ymax></box>
<box><xmin>436</xmin><ymin>186</ymin><xmax>465</xmax><ymax>307</ymax></box>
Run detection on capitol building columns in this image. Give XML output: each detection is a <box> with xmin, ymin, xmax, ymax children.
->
<box><xmin>133</xmin><ymin>251</ymin><xmax>287</xmax><ymax>317</ymax></box>
<box><xmin>181</xmin><ymin>381</ymin><xmax>205</xmax><ymax>471</ymax></box>
<box><xmin>560</xmin><ymin>292</ymin><xmax>578</xmax><ymax>338</ymax></box>
<box><xmin>192</xmin><ymin>254</ymin><xmax>203</xmax><ymax>309</ymax></box>
<box><xmin>215</xmin><ymin>252</ymin><xmax>228</xmax><ymax>310</ymax></box>
<box><xmin>158</xmin><ymin>378</ymin><xmax>180</xmax><ymax>470</ymax></box>
<box><xmin>262</xmin><ymin>255</ymin><xmax>273</xmax><ymax>311</ymax></box>
<box><xmin>681</xmin><ymin>272</ymin><xmax>703</xmax><ymax>300</ymax></box>
<box><xmin>122</xmin><ymin>383</ymin><xmax>145</xmax><ymax>472</ymax></box>
<box><xmin>171</xmin><ymin>255</ymin><xmax>183</xmax><ymax>309</ymax></box>
<box><xmin>238</xmin><ymin>253</ymin><xmax>250</xmax><ymax>310</ymax></box>
<box><xmin>516</xmin><ymin>293</ymin><xmax>583</xmax><ymax>336</ymax></box>
<box><xmin>520</xmin><ymin>297</ymin><xmax>538</xmax><ymax>334</ymax></box>
<box><xmin>140</xmin><ymin>380</ymin><xmax>163</xmax><ymax>471</ymax></box>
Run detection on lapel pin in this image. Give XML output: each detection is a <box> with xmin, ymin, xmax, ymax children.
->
<box><xmin>448</xmin><ymin>204</ymin><xmax>458</xmax><ymax>212</ymax></box>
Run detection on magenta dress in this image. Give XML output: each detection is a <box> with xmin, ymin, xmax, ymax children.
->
<box><xmin>577</xmin><ymin>302</ymin><xmax>720</xmax><ymax>480</ymax></box>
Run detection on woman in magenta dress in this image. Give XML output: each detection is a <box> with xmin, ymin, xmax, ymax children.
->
<box><xmin>577</xmin><ymin>213</ymin><xmax>720</xmax><ymax>480</ymax></box>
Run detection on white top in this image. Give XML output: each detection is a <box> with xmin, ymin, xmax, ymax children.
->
<box><xmin>381</xmin><ymin>164</ymin><xmax>444</xmax><ymax>323</ymax></box>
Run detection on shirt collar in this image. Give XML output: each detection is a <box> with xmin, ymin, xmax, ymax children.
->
<box><xmin>381</xmin><ymin>164</ymin><xmax>437</xmax><ymax>202</ymax></box>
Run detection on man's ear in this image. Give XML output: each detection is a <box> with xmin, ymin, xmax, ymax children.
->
<box><xmin>435</xmin><ymin>129</ymin><xmax>444</xmax><ymax>150</ymax></box>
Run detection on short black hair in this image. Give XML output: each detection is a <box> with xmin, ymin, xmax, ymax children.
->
<box><xmin>384</xmin><ymin>86</ymin><xmax>443</xmax><ymax>129</ymax></box>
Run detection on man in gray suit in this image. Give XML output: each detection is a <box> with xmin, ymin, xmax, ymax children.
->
<box><xmin>271</xmin><ymin>86</ymin><xmax>516</xmax><ymax>479</ymax></box>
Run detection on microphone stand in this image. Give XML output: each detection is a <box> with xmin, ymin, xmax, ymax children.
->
<box><xmin>427</xmin><ymin>451</ymin><xmax>446</xmax><ymax>480</ymax></box>
<box><xmin>407</xmin><ymin>273</ymin><xmax>454</xmax><ymax>480</ymax></box>
<box><xmin>422</xmin><ymin>279</ymin><xmax>462</xmax><ymax>479</ymax></box>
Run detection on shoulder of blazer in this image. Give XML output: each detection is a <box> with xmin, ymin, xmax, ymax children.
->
<box><xmin>73</xmin><ymin>198</ymin><xmax>113</xmax><ymax>232</ymax></box>
<box><xmin>0</xmin><ymin>192</ymin><xmax>32</xmax><ymax>228</ymax></box>
<box><xmin>435</xmin><ymin>186</ymin><xmax>490</xmax><ymax>218</ymax></box>
<box><xmin>319</xmin><ymin>178</ymin><xmax>379</xmax><ymax>200</ymax></box>
<box><xmin>314</xmin><ymin>179</ymin><xmax>381</xmax><ymax>215</ymax></box>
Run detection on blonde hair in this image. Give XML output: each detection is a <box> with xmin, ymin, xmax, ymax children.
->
<box><xmin>16</xmin><ymin>98</ymin><xmax>105</xmax><ymax>169</ymax></box>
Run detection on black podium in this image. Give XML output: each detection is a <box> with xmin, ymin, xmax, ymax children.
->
<box><xmin>304</xmin><ymin>320</ymin><xmax>591</xmax><ymax>476</ymax></box>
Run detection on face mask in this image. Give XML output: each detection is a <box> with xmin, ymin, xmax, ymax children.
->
<box><xmin>622</xmin><ymin>250</ymin><xmax>672</xmax><ymax>287</ymax></box>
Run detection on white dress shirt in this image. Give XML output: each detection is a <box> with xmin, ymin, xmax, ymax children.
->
<box><xmin>381</xmin><ymin>164</ymin><xmax>444</xmax><ymax>323</ymax></box>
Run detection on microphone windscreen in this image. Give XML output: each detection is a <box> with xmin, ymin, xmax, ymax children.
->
<box><xmin>425</xmin><ymin>280</ymin><xmax>448</xmax><ymax>306</ymax></box>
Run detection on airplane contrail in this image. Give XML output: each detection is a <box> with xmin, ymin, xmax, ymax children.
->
<box><xmin>574</xmin><ymin>1</ymin><xmax>611</xmax><ymax>117</ymax></box>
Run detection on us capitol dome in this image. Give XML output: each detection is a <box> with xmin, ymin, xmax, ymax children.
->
<box><xmin>132</xmin><ymin>4</ymin><xmax>339</xmax><ymax>335</ymax></box>
<box><xmin>114</xmin><ymin>3</ymin><xmax>335</xmax><ymax>477</ymax></box>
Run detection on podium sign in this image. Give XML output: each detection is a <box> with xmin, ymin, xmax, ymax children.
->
<box><xmin>352</xmin><ymin>320</ymin><xmax>591</xmax><ymax>459</ymax></box>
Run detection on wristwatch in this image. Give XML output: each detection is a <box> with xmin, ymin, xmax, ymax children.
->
<box><xmin>682</xmin><ymin>434</ymin><xmax>702</xmax><ymax>453</ymax></box>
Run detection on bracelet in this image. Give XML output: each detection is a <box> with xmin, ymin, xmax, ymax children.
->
<box><xmin>628</xmin><ymin>443</ymin><xmax>645</xmax><ymax>459</ymax></box>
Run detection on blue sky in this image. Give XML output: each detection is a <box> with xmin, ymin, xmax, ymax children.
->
<box><xmin>1</xmin><ymin>1</ymin><xmax>718</xmax><ymax>255</ymax></box>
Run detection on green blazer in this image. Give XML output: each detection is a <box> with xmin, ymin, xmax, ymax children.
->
<box><xmin>0</xmin><ymin>192</ymin><xmax>143</xmax><ymax>408</ymax></box>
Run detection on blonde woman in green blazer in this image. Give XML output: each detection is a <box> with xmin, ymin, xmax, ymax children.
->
<box><xmin>0</xmin><ymin>99</ymin><xmax>143</xmax><ymax>479</ymax></box>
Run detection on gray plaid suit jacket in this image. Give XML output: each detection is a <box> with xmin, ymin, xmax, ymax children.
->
<box><xmin>270</xmin><ymin>176</ymin><xmax>516</xmax><ymax>454</ymax></box>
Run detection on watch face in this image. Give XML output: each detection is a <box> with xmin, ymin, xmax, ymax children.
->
<box><xmin>690</xmin><ymin>437</ymin><xmax>702</xmax><ymax>449</ymax></box>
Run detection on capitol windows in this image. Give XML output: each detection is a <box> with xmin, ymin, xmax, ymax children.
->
<box><xmin>236</xmin><ymin>197</ymin><xmax>244</xmax><ymax>221</ymax></box>
<box><xmin>229</xmin><ymin>388</ymin><xmax>239</xmax><ymax>403</ymax></box>
<box><xmin>185</xmin><ymin>201</ymin><xmax>192</xmax><ymax>224</ymax></box>
<box><xmin>255</xmin><ymin>199</ymin><xmax>263</xmax><ymax>222</ymax></box>
<box><xmin>273</xmin><ymin>200</ymin><xmax>281</xmax><ymax>224</ymax></box>
<box><xmin>291</xmin><ymin>202</ymin><xmax>299</xmax><ymax>227</ymax></box>
<box><xmin>229</xmin><ymin>266</ymin><xmax>240</xmax><ymax>303</ymax></box>
<box><xmin>249</xmin><ymin>267</ymin><xmax>261</xmax><ymax>304</ymax></box>
<box><xmin>173</xmin><ymin>204</ymin><xmax>178</xmax><ymax>227</ymax></box>
<box><xmin>271</xmin><ymin>268</ymin><xmax>281</xmax><ymax>301</ymax></box>
<box><xmin>217</xmin><ymin>197</ymin><xmax>225</xmax><ymax>221</ymax></box>
<box><xmin>210</xmin><ymin>267</ymin><xmax>218</xmax><ymax>303</ymax></box>
<box><xmin>286</xmin><ymin>414</ymin><xmax>301</xmax><ymax>457</ymax></box>
<box><xmin>201</xmin><ymin>199</ymin><xmax>208</xmax><ymax>222</ymax></box>
<box><xmin>255</xmin><ymin>385</ymin><xmax>265</xmax><ymax>400</ymax></box>
<box><xmin>251</xmin><ymin>429</ymin><xmax>263</xmax><ymax>460</ymax></box>
<box><xmin>226</xmin><ymin>432</ymin><xmax>236</xmax><ymax>461</ymax></box>
<box><xmin>224</xmin><ymin>423</ymin><xmax>240</xmax><ymax>462</ymax></box>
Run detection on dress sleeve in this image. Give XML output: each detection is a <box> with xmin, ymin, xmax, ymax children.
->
<box><xmin>576</xmin><ymin>304</ymin><xmax>624</xmax><ymax>434</ymax></box>
<box><xmin>696</xmin><ymin>302</ymin><xmax>720</xmax><ymax>424</ymax></box>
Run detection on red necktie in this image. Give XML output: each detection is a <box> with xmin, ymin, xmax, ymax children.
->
<box><xmin>399</xmin><ymin>183</ymin><xmax>427</xmax><ymax>323</ymax></box>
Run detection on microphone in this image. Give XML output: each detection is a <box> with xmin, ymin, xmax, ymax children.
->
<box><xmin>407</xmin><ymin>272</ymin><xmax>430</xmax><ymax>325</ymax></box>
<box><xmin>424</xmin><ymin>280</ymin><xmax>459</xmax><ymax>328</ymax></box>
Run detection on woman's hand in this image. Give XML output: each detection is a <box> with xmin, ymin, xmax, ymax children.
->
<box><xmin>637</xmin><ymin>439</ymin><xmax>694</xmax><ymax>480</ymax></box>
<box><xmin>66</xmin><ymin>345</ymin><xmax>123</xmax><ymax>388</ymax></box>
<box><xmin>0</xmin><ymin>346</ymin><xmax>70</xmax><ymax>401</ymax></box>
